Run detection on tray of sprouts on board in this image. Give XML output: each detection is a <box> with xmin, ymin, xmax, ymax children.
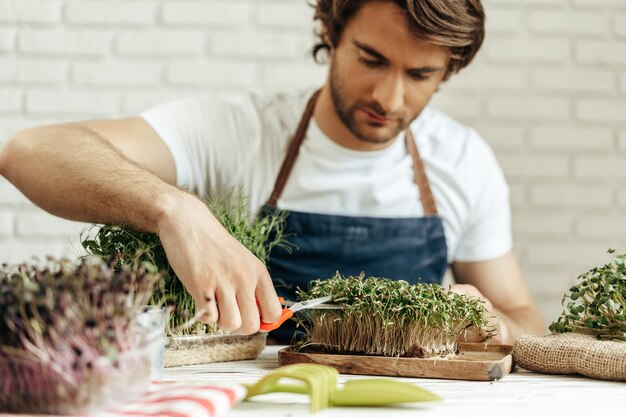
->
<box><xmin>278</xmin><ymin>273</ymin><xmax>513</xmax><ymax>381</ymax></box>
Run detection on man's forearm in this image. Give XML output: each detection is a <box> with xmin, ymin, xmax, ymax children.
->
<box><xmin>0</xmin><ymin>121</ymin><xmax>284</xmax><ymax>336</ymax></box>
<box><xmin>0</xmin><ymin>124</ymin><xmax>180</xmax><ymax>233</ymax></box>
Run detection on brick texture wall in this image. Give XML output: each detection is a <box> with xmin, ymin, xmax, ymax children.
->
<box><xmin>1</xmin><ymin>0</ymin><xmax>625</xmax><ymax>328</ymax></box>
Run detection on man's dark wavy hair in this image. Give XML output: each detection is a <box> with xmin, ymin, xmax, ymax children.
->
<box><xmin>312</xmin><ymin>0</ymin><xmax>485</xmax><ymax>80</ymax></box>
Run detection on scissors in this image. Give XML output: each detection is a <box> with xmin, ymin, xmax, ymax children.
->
<box><xmin>259</xmin><ymin>296</ymin><xmax>344</xmax><ymax>331</ymax></box>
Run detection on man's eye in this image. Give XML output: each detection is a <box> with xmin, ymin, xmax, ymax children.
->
<box><xmin>358</xmin><ymin>57</ymin><xmax>383</xmax><ymax>67</ymax></box>
<box><xmin>408</xmin><ymin>72</ymin><xmax>429</xmax><ymax>81</ymax></box>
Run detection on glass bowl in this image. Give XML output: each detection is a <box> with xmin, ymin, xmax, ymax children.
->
<box><xmin>0</xmin><ymin>341</ymin><xmax>153</xmax><ymax>414</ymax></box>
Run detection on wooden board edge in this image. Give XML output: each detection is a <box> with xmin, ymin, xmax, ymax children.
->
<box><xmin>278</xmin><ymin>346</ymin><xmax>513</xmax><ymax>381</ymax></box>
<box><xmin>458</xmin><ymin>342</ymin><xmax>514</xmax><ymax>355</ymax></box>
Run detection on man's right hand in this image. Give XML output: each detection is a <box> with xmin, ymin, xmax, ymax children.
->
<box><xmin>156</xmin><ymin>192</ymin><xmax>283</xmax><ymax>334</ymax></box>
<box><xmin>0</xmin><ymin>118</ymin><xmax>281</xmax><ymax>335</ymax></box>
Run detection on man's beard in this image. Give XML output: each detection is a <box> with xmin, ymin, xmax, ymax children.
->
<box><xmin>329</xmin><ymin>62</ymin><xmax>410</xmax><ymax>145</ymax></box>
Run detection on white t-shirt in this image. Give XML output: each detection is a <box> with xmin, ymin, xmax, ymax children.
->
<box><xmin>140</xmin><ymin>88</ymin><xmax>511</xmax><ymax>263</ymax></box>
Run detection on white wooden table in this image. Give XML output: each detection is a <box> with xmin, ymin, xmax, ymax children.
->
<box><xmin>164</xmin><ymin>345</ymin><xmax>625</xmax><ymax>416</ymax></box>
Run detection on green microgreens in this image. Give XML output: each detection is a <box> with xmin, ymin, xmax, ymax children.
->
<box><xmin>80</xmin><ymin>189</ymin><xmax>291</xmax><ymax>335</ymax></box>
<box><xmin>549</xmin><ymin>249</ymin><xmax>626</xmax><ymax>342</ymax></box>
<box><xmin>296</xmin><ymin>272</ymin><xmax>495</xmax><ymax>357</ymax></box>
<box><xmin>0</xmin><ymin>257</ymin><xmax>160</xmax><ymax>413</ymax></box>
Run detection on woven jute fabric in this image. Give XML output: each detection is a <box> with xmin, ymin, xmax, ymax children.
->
<box><xmin>513</xmin><ymin>333</ymin><xmax>626</xmax><ymax>381</ymax></box>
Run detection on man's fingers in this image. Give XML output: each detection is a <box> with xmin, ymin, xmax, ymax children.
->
<box><xmin>256</xmin><ymin>272</ymin><xmax>282</xmax><ymax>324</ymax></box>
<box><xmin>215</xmin><ymin>288</ymin><xmax>242</xmax><ymax>332</ymax></box>
<box><xmin>235</xmin><ymin>291</ymin><xmax>261</xmax><ymax>335</ymax></box>
<box><xmin>458</xmin><ymin>326</ymin><xmax>484</xmax><ymax>342</ymax></box>
<box><xmin>449</xmin><ymin>284</ymin><xmax>494</xmax><ymax>311</ymax></box>
<box><xmin>198</xmin><ymin>289</ymin><xmax>219</xmax><ymax>324</ymax></box>
<box><xmin>449</xmin><ymin>284</ymin><xmax>473</xmax><ymax>297</ymax></box>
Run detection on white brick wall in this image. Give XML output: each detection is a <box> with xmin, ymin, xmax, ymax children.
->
<box><xmin>1</xmin><ymin>0</ymin><xmax>625</xmax><ymax>329</ymax></box>
<box><xmin>65</xmin><ymin>1</ymin><xmax>157</xmax><ymax>25</ymax></box>
<box><xmin>161</xmin><ymin>1</ymin><xmax>251</xmax><ymax>26</ymax></box>
<box><xmin>19</xmin><ymin>29</ymin><xmax>114</xmax><ymax>55</ymax></box>
<box><xmin>0</xmin><ymin>0</ymin><xmax>63</xmax><ymax>24</ymax></box>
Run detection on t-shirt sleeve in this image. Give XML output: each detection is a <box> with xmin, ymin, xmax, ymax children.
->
<box><xmin>139</xmin><ymin>94</ymin><xmax>261</xmax><ymax>198</ymax></box>
<box><xmin>453</xmin><ymin>131</ymin><xmax>512</xmax><ymax>262</ymax></box>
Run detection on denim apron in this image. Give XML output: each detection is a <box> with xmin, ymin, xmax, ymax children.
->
<box><xmin>261</xmin><ymin>90</ymin><xmax>448</xmax><ymax>342</ymax></box>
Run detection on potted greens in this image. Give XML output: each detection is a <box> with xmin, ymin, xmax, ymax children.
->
<box><xmin>513</xmin><ymin>249</ymin><xmax>626</xmax><ymax>381</ymax></box>
<box><xmin>550</xmin><ymin>249</ymin><xmax>626</xmax><ymax>341</ymax></box>
<box><xmin>0</xmin><ymin>258</ymin><xmax>160</xmax><ymax>413</ymax></box>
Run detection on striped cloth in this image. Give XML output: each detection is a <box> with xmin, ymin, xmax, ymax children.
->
<box><xmin>1</xmin><ymin>383</ymin><xmax>246</xmax><ymax>417</ymax></box>
<box><xmin>93</xmin><ymin>383</ymin><xmax>246</xmax><ymax>417</ymax></box>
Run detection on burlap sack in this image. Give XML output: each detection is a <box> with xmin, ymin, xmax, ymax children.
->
<box><xmin>513</xmin><ymin>333</ymin><xmax>626</xmax><ymax>381</ymax></box>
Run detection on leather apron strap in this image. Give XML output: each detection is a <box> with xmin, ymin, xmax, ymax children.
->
<box><xmin>267</xmin><ymin>89</ymin><xmax>438</xmax><ymax>216</ymax></box>
<box><xmin>267</xmin><ymin>89</ymin><xmax>321</xmax><ymax>207</ymax></box>
<box><xmin>405</xmin><ymin>129</ymin><xmax>438</xmax><ymax>216</ymax></box>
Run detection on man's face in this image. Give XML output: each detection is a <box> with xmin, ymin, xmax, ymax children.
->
<box><xmin>328</xmin><ymin>1</ymin><xmax>450</xmax><ymax>145</ymax></box>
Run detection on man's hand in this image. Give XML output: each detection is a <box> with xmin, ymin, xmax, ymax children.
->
<box><xmin>449</xmin><ymin>283</ymin><xmax>509</xmax><ymax>343</ymax></box>
<box><xmin>157</xmin><ymin>192</ymin><xmax>282</xmax><ymax>334</ymax></box>
<box><xmin>451</xmin><ymin>251</ymin><xmax>545</xmax><ymax>345</ymax></box>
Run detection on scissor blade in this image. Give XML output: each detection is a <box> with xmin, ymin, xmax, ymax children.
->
<box><xmin>282</xmin><ymin>301</ymin><xmax>344</xmax><ymax>310</ymax></box>
<box><xmin>305</xmin><ymin>304</ymin><xmax>345</xmax><ymax>310</ymax></box>
<box><xmin>287</xmin><ymin>295</ymin><xmax>339</xmax><ymax>312</ymax></box>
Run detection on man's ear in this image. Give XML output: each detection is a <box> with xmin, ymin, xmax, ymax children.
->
<box><xmin>321</xmin><ymin>24</ymin><xmax>337</xmax><ymax>61</ymax></box>
<box><xmin>321</xmin><ymin>23</ymin><xmax>333</xmax><ymax>51</ymax></box>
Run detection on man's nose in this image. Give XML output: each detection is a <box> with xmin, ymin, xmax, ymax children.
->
<box><xmin>371</xmin><ymin>72</ymin><xmax>405</xmax><ymax>115</ymax></box>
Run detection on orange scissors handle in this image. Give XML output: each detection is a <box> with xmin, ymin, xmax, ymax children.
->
<box><xmin>259</xmin><ymin>297</ymin><xmax>293</xmax><ymax>331</ymax></box>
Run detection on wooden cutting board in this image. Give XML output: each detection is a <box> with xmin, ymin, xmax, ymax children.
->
<box><xmin>278</xmin><ymin>342</ymin><xmax>513</xmax><ymax>381</ymax></box>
